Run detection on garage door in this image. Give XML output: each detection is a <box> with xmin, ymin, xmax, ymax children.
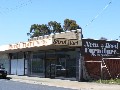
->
<box><xmin>11</xmin><ymin>59</ymin><xmax>24</xmax><ymax>75</ymax></box>
<box><xmin>11</xmin><ymin>59</ymin><xmax>17</xmax><ymax>75</ymax></box>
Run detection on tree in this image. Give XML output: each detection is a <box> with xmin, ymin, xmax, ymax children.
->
<box><xmin>48</xmin><ymin>21</ymin><xmax>63</xmax><ymax>33</ymax></box>
<box><xmin>63</xmin><ymin>19</ymin><xmax>81</xmax><ymax>31</ymax></box>
<box><xmin>27</xmin><ymin>24</ymin><xmax>41</xmax><ymax>38</ymax></box>
<box><xmin>40</xmin><ymin>24</ymin><xmax>50</xmax><ymax>35</ymax></box>
<box><xmin>27</xmin><ymin>24</ymin><xmax>50</xmax><ymax>38</ymax></box>
<box><xmin>27</xmin><ymin>19</ymin><xmax>81</xmax><ymax>38</ymax></box>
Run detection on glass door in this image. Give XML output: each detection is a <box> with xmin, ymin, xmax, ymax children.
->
<box><xmin>45</xmin><ymin>50</ymin><xmax>56</xmax><ymax>78</ymax></box>
<box><xmin>45</xmin><ymin>58</ymin><xmax>56</xmax><ymax>78</ymax></box>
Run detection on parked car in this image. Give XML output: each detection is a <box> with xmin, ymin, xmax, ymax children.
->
<box><xmin>0</xmin><ymin>64</ymin><xmax>7</xmax><ymax>78</ymax></box>
<box><xmin>55</xmin><ymin>65</ymin><xmax>67</xmax><ymax>76</ymax></box>
<box><xmin>46</xmin><ymin>64</ymin><xmax>68</xmax><ymax>77</ymax></box>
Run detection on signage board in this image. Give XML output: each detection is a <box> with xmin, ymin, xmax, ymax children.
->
<box><xmin>53</xmin><ymin>38</ymin><xmax>82</xmax><ymax>46</ymax></box>
<box><xmin>8</xmin><ymin>37</ymin><xmax>82</xmax><ymax>50</ymax></box>
<box><xmin>83</xmin><ymin>39</ymin><xmax>119</xmax><ymax>56</ymax></box>
<box><xmin>9</xmin><ymin>38</ymin><xmax>53</xmax><ymax>50</ymax></box>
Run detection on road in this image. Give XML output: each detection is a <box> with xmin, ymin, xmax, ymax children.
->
<box><xmin>0</xmin><ymin>79</ymin><xmax>77</xmax><ymax>90</ymax></box>
<box><xmin>1</xmin><ymin>76</ymin><xmax>120</xmax><ymax>90</ymax></box>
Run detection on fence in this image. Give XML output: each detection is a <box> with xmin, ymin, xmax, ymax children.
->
<box><xmin>101</xmin><ymin>58</ymin><xmax>120</xmax><ymax>80</ymax></box>
<box><xmin>83</xmin><ymin>57</ymin><xmax>120</xmax><ymax>80</ymax></box>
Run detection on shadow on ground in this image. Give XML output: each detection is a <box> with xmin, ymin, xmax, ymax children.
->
<box><xmin>6</xmin><ymin>77</ymin><xmax>12</xmax><ymax>80</ymax></box>
<box><xmin>0</xmin><ymin>77</ymin><xmax>12</xmax><ymax>80</ymax></box>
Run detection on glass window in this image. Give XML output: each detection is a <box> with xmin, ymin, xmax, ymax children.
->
<box><xmin>55</xmin><ymin>49</ymin><xmax>77</xmax><ymax>77</ymax></box>
<box><xmin>65</xmin><ymin>50</ymin><xmax>77</xmax><ymax>77</ymax></box>
<box><xmin>31</xmin><ymin>51</ymin><xmax>45</xmax><ymax>76</ymax></box>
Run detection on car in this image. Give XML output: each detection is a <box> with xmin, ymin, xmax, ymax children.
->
<box><xmin>46</xmin><ymin>64</ymin><xmax>68</xmax><ymax>77</ymax></box>
<box><xmin>55</xmin><ymin>65</ymin><xmax>67</xmax><ymax>76</ymax></box>
<box><xmin>0</xmin><ymin>64</ymin><xmax>7</xmax><ymax>78</ymax></box>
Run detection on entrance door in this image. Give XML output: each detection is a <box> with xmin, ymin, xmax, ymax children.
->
<box><xmin>45</xmin><ymin>58</ymin><xmax>56</xmax><ymax>78</ymax></box>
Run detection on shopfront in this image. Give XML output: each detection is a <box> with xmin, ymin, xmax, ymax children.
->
<box><xmin>0</xmin><ymin>29</ymin><xmax>82</xmax><ymax>81</ymax></box>
<box><xmin>28</xmin><ymin>49</ymin><xmax>78</xmax><ymax>78</ymax></box>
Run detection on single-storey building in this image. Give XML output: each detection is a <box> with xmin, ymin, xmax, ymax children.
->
<box><xmin>0</xmin><ymin>29</ymin><xmax>120</xmax><ymax>81</ymax></box>
<box><xmin>0</xmin><ymin>29</ymin><xmax>82</xmax><ymax>81</ymax></box>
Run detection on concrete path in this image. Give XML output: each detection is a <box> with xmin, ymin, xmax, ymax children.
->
<box><xmin>7</xmin><ymin>75</ymin><xmax>120</xmax><ymax>90</ymax></box>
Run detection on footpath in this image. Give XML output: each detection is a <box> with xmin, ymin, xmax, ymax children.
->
<box><xmin>7</xmin><ymin>75</ymin><xmax>120</xmax><ymax>90</ymax></box>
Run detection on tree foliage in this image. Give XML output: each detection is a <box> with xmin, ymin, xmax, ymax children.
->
<box><xmin>63</xmin><ymin>19</ymin><xmax>81</xmax><ymax>31</ymax></box>
<box><xmin>48</xmin><ymin>21</ymin><xmax>64</xmax><ymax>33</ymax></box>
<box><xmin>28</xmin><ymin>24</ymin><xmax>41</xmax><ymax>38</ymax></box>
<box><xmin>28</xmin><ymin>24</ymin><xmax>50</xmax><ymax>38</ymax></box>
<box><xmin>27</xmin><ymin>19</ymin><xmax>81</xmax><ymax>38</ymax></box>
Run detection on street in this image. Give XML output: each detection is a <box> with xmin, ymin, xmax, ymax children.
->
<box><xmin>0</xmin><ymin>79</ymin><xmax>76</xmax><ymax>90</ymax></box>
<box><xmin>1</xmin><ymin>76</ymin><xmax>120</xmax><ymax>90</ymax></box>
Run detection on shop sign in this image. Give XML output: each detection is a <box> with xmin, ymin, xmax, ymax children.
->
<box><xmin>9</xmin><ymin>38</ymin><xmax>52</xmax><ymax>50</ymax></box>
<box><xmin>83</xmin><ymin>40</ymin><xmax>119</xmax><ymax>56</ymax></box>
<box><xmin>69</xmin><ymin>39</ymin><xmax>82</xmax><ymax>46</ymax></box>
<box><xmin>53</xmin><ymin>38</ymin><xmax>82</xmax><ymax>46</ymax></box>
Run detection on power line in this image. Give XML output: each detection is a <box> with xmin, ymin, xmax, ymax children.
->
<box><xmin>84</xmin><ymin>1</ymin><xmax>112</xmax><ymax>28</ymax></box>
<box><xmin>0</xmin><ymin>0</ymin><xmax>32</xmax><ymax>15</ymax></box>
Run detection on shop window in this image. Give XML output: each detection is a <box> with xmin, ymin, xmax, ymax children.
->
<box><xmin>65</xmin><ymin>51</ymin><xmax>77</xmax><ymax>77</ymax></box>
<box><xmin>32</xmin><ymin>59</ymin><xmax>44</xmax><ymax>73</ymax></box>
<box><xmin>31</xmin><ymin>52</ymin><xmax>45</xmax><ymax>76</ymax></box>
<box><xmin>33</xmin><ymin>54</ymin><xmax>37</xmax><ymax>59</ymax></box>
<box><xmin>12</xmin><ymin>53</ymin><xmax>17</xmax><ymax>59</ymax></box>
<box><xmin>18</xmin><ymin>52</ymin><xmax>24</xmax><ymax>59</ymax></box>
<box><xmin>55</xmin><ymin>50</ymin><xmax>77</xmax><ymax>77</ymax></box>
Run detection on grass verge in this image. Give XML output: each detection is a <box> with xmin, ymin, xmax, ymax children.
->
<box><xmin>96</xmin><ymin>79</ymin><xmax>120</xmax><ymax>84</ymax></box>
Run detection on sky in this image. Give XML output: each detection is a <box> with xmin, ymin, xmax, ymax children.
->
<box><xmin>0</xmin><ymin>0</ymin><xmax>119</xmax><ymax>45</ymax></box>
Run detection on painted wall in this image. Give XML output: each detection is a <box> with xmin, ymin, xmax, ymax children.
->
<box><xmin>82</xmin><ymin>39</ymin><xmax>120</xmax><ymax>57</ymax></box>
<box><xmin>82</xmin><ymin>39</ymin><xmax>120</xmax><ymax>80</ymax></box>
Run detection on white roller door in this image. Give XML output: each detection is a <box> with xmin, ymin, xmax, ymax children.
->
<box><xmin>17</xmin><ymin>59</ymin><xmax>24</xmax><ymax>75</ymax></box>
<box><xmin>11</xmin><ymin>59</ymin><xmax>17</xmax><ymax>75</ymax></box>
<box><xmin>11</xmin><ymin>59</ymin><xmax>24</xmax><ymax>75</ymax></box>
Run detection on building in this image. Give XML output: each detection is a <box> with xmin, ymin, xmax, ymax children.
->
<box><xmin>0</xmin><ymin>30</ymin><xmax>120</xmax><ymax>81</ymax></box>
<box><xmin>82</xmin><ymin>39</ymin><xmax>120</xmax><ymax>80</ymax></box>
<box><xmin>0</xmin><ymin>29</ymin><xmax>82</xmax><ymax>81</ymax></box>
